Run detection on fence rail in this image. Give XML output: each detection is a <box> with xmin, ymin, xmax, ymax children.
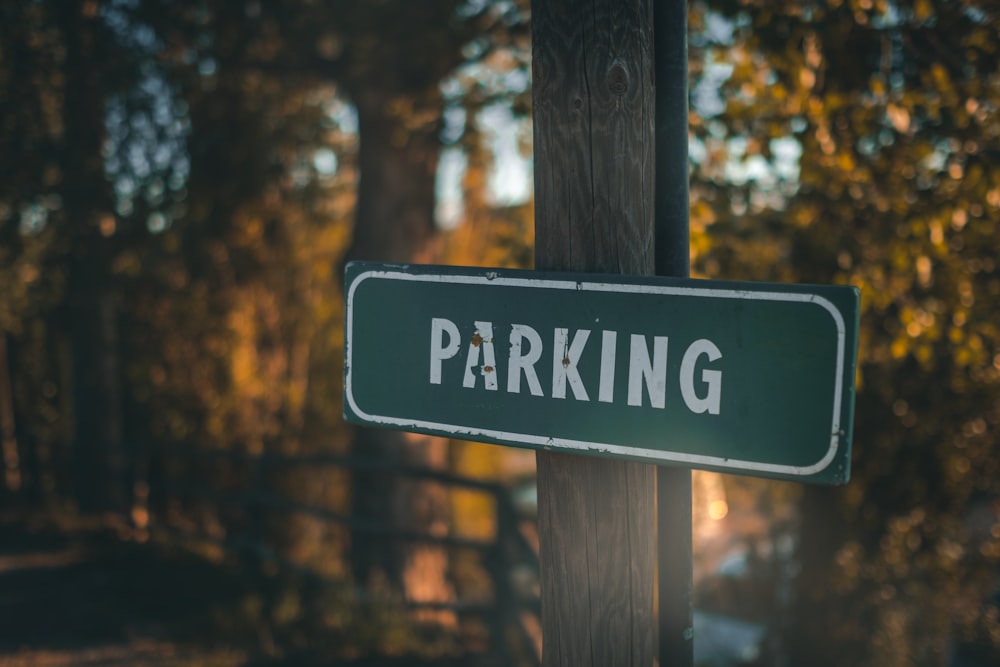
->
<box><xmin>147</xmin><ymin>442</ymin><xmax>541</xmax><ymax>666</ymax></box>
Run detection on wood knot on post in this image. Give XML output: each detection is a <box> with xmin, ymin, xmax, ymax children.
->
<box><xmin>607</xmin><ymin>61</ymin><xmax>629</xmax><ymax>96</ymax></box>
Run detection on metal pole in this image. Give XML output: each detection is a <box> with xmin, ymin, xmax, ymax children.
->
<box><xmin>654</xmin><ymin>0</ymin><xmax>694</xmax><ymax>666</ymax></box>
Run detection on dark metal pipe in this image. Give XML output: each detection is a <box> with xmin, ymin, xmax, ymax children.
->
<box><xmin>654</xmin><ymin>0</ymin><xmax>694</xmax><ymax>665</ymax></box>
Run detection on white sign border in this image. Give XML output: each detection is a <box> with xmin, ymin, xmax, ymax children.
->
<box><xmin>345</xmin><ymin>267</ymin><xmax>849</xmax><ymax>477</ymax></box>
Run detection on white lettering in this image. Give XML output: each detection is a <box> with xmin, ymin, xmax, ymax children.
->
<box><xmin>680</xmin><ymin>338</ymin><xmax>723</xmax><ymax>415</ymax></box>
<box><xmin>552</xmin><ymin>328</ymin><xmax>590</xmax><ymax>400</ymax></box>
<box><xmin>598</xmin><ymin>330</ymin><xmax>617</xmax><ymax>403</ymax></box>
<box><xmin>462</xmin><ymin>321</ymin><xmax>498</xmax><ymax>390</ymax></box>
<box><xmin>507</xmin><ymin>324</ymin><xmax>544</xmax><ymax>396</ymax></box>
<box><xmin>628</xmin><ymin>335</ymin><xmax>668</xmax><ymax>408</ymax></box>
<box><xmin>438</xmin><ymin>320</ymin><xmax>719</xmax><ymax>415</ymax></box>
<box><xmin>429</xmin><ymin>317</ymin><xmax>461</xmax><ymax>385</ymax></box>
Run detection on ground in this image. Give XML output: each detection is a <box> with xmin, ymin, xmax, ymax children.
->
<box><xmin>0</xmin><ymin>514</ymin><xmax>254</xmax><ymax>666</ymax></box>
<box><xmin>0</xmin><ymin>510</ymin><xmax>503</xmax><ymax>667</ymax></box>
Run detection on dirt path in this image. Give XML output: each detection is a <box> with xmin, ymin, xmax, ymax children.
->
<box><xmin>0</xmin><ymin>516</ymin><xmax>500</xmax><ymax>667</ymax></box>
<box><xmin>0</xmin><ymin>519</ymin><xmax>250</xmax><ymax>667</ymax></box>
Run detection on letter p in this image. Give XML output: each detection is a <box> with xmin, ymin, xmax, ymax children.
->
<box><xmin>429</xmin><ymin>318</ymin><xmax>461</xmax><ymax>384</ymax></box>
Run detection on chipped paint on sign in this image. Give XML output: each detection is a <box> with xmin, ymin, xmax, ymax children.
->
<box><xmin>344</xmin><ymin>262</ymin><xmax>860</xmax><ymax>484</ymax></box>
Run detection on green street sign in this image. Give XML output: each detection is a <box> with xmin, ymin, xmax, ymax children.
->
<box><xmin>344</xmin><ymin>262</ymin><xmax>860</xmax><ymax>484</ymax></box>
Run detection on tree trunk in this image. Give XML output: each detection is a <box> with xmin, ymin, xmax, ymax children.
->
<box><xmin>59</xmin><ymin>1</ymin><xmax>126</xmax><ymax>515</ymax></box>
<box><xmin>343</xmin><ymin>88</ymin><xmax>442</xmax><ymax>264</ymax></box>
<box><xmin>785</xmin><ymin>484</ymin><xmax>849</xmax><ymax>667</ymax></box>
<box><xmin>0</xmin><ymin>333</ymin><xmax>20</xmax><ymax>493</ymax></box>
<box><xmin>344</xmin><ymin>86</ymin><xmax>455</xmax><ymax>615</ymax></box>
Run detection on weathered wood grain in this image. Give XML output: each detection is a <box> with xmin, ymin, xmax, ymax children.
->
<box><xmin>531</xmin><ymin>1</ymin><xmax>657</xmax><ymax>665</ymax></box>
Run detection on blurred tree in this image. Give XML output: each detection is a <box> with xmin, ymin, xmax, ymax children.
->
<box><xmin>58</xmin><ymin>0</ymin><xmax>134</xmax><ymax>514</ymax></box>
<box><xmin>267</xmin><ymin>0</ymin><xmax>531</xmax><ymax>598</ymax></box>
<box><xmin>691</xmin><ymin>1</ymin><xmax>1000</xmax><ymax>664</ymax></box>
<box><xmin>0</xmin><ymin>3</ymin><xmax>59</xmax><ymax>496</ymax></box>
<box><xmin>135</xmin><ymin>0</ymin><xmax>532</xmax><ymax>610</ymax></box>
<box><xmin>1</xmin><ymin>0</ymin><xmax>529</xmax><ymax>655</ymax></box>
<box><xmin>0</xmin><ymin>1</ymin><xmax>152</xmax><ymax>511</ymax></box>
<box><xmin>116</xmin><ymin>1</ymin><xmax>360</xmax><ymax>577</ymax></box>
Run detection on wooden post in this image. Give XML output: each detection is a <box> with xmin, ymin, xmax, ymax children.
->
<box><xmin>531</xmin><ymin>1</ymin><xmax>657</xmax><ymax>665</ymax></box>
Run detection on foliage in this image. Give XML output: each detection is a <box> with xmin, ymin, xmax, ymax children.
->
<box><xmin>0</xmin><ymin>0</ymin><xmax>532</xmax><ymax>659</ymax></box>
<box><xmin>4</xmin><ymin>0</ymin><xmax>998</xmax><ymax>663</ymax></box>
<box><xmin>691</xmin><ymin>0</ymin><xmax>1000</xmax><ymax>663</ymax></box>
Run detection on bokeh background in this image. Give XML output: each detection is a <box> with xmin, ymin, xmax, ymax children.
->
<box><xmin>0</xmin><ymin>1</ymin><xmax>998</xmax><ymax>666</ymax></box>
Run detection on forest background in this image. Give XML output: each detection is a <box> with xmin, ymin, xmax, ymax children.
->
<box><xmin>0</xmin><ymin>1</ymin><xmax>999</xmax><ymax>666</ymax></box>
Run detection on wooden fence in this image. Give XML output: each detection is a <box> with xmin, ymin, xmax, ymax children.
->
<box><xmin>143</xmin><ymin>443</ymin><xmax>542</xmax><ymax>665</ymax></box>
